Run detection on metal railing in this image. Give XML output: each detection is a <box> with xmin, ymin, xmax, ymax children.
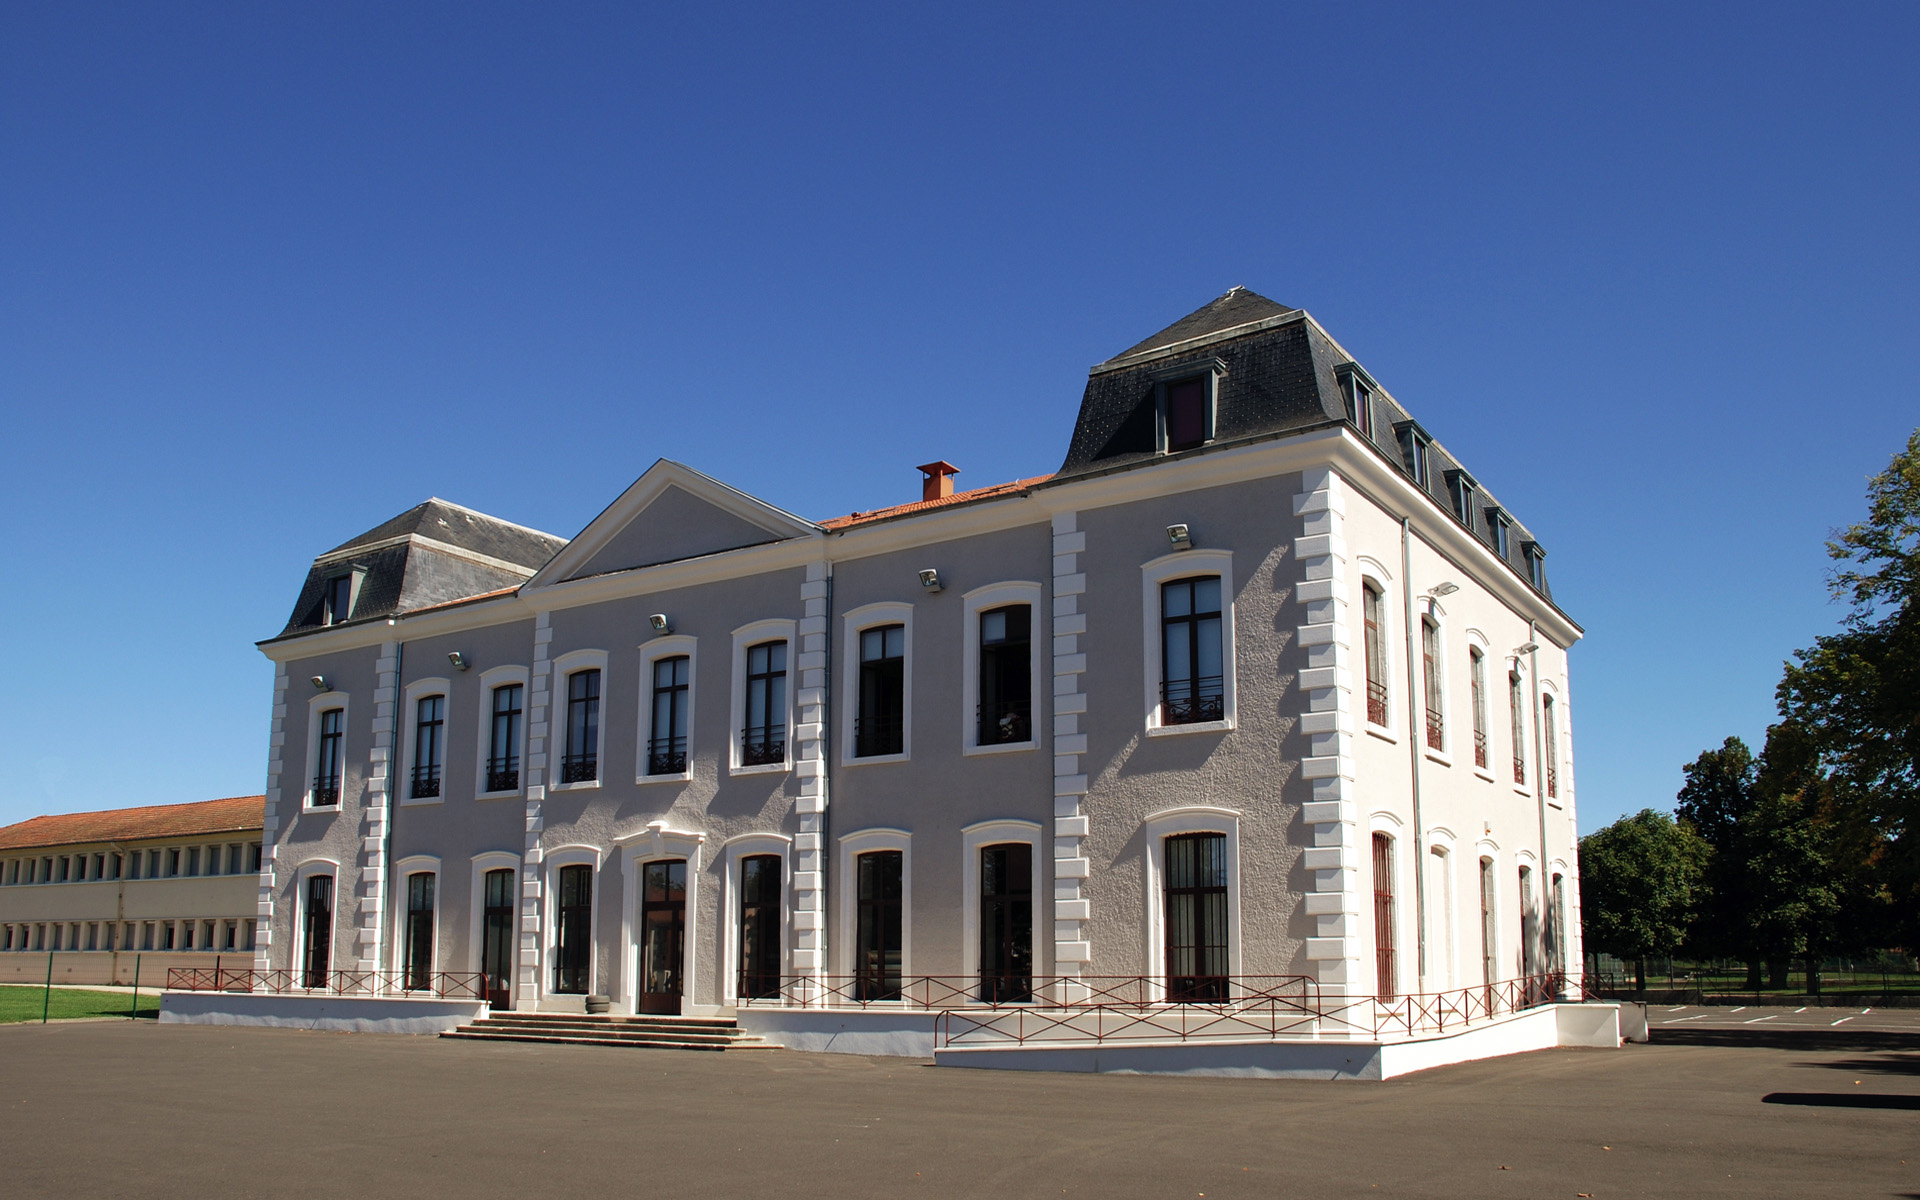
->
<box><xmin>560</xmin><ymin>753</ymin><xmax>598</xmax><ymax>784</ymax></box>
<box><xmin>1161</xmin><ymin>677</ymin><xmax>1225</xmax><ymax>725</ymax></box>
<box><xmin>1545</xmin><ymin>765</ymin><xmax>1558</xmax><ymax>799</ymax></box>
<box><xmin>311</xmin><ymin>775</ymin><xmax>340</xmax><ymax>806</ymax></box>
<box><xmin>410</xmin><ymin>763</ymin><xmax>441</xmax><ymax>799</ymax></box>
<box><xmin>648</xmin><ymin>736</ymin><xmax>687</xmax><ymax>776</ymax></box>
<box><xmin>854</xmin><ymin>714</ymin><xmax>904</xmax><ymax>757</ymax></box>
<box><xmin>1425</xmin><ymin>708</ymin><xmax>1444</xmax><ymax>751</ymax></box>
<box><xmin>1513</xmin><ymin>756</ymin><xmax>1526</xmax><ymax>785</ymax></box>
<box><xmin>1473</xmin><ymin>728</ymin><xmax>1488</xmax><ymax>769</ymax></box>
<box><xmin>166</xmin><ymin>966</ymin><xmax>486</xmax><ymax>999</ymax></box>
<box><xmin>741</xmin><ymin>727</ymin><xmax>786</xmax><ymax>767</ymax></box>
<box><xmin>1366</xmin><ymin>680</ymin><xmax>1389</xmax><ymax>726</ymax></box>
<box><xmin>486</xmin><ymin>759</ymin><xmax>519</xmax><ymax>793</ymax></box>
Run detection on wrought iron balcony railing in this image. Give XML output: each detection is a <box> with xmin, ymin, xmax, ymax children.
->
<box><xmin>854</xmin><ymin>714</ymin><xmax>904</xmax><ymax>758</ymax></box>
<box><xmin>1545</xmin><ymin>765</ymin><xmax>1558</xmax><ymax>799</ymax></box>
<box><xmin>311</xmin><ymin>775</ymin><xmax>340</xmax><ymax>806</ymax></box>
<box><xmin>648</xmin><ymin>736</ymin><xmax>687</xmax><ymax>776</ymax></box>
<box><xmin>485</xmin><ymin>759</ymin><xmax>519</xmax><ymax>793</ymax></box>
<box><xmin>1161</xmin><ymin>676</ymin><xmax>1225</xmax><ymax>725</ymax></box>
<box><xmin>560</xmin><ymin>752</ymin><xmax>597</xmax><ymax>784</ymax></box>
<box><xmin>1366</xmin><ymin>679</ymin><xmax>1389</xmax><ymax>726</ymax></box>
<box><xmin>741</xmin><ymin>726</ymin><xmax>786</xmax><ymax>767</ymax></box>
<box><xmin>1513</xmin><ymin>756</ymin><xmax>1527</xmax><ymax>786</ymax></box>
<box><xmin>410</xmin><ymin>763</ymin><xmax>441</xmax><ymax>799</ymax></box>
<box><xmin>1425</xmin><ymin>708</ymin><xmax>1444</xmax><ymax>751</ymax></box>
<box><xmin>1473</xmin><ymin>728</ymin><xmax>1489</xmax><ymax>769</ymax></box>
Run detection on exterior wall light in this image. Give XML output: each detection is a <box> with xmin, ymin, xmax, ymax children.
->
<box><xmin>1515</xmin><ymin>642</ymin><xmax>1540</xmax><ymax>655</ymax></box>
<box><xmin>1428</xmin><ymin>582</ymin><xmax>1459</xmax><ymax>597</ymax></box>
<box><xmin>448</xmin><ymin>652</ymin><xmax>469</xmax><ymax>671</ymax></box>
<box><xmin>1167</xmin><ymin>523</ymin><xmax>1192</xmax><ymax>548</ymax></box>
<box><xmin>648</xmin><ymin>614</ymin><xmax>672</xmax><ymax>634</ymax></box>
<box><xmin>310</xmin><ymin>675</ymin><xmax>328</xmax><ymax>691</ymax></box>
<box><xmin>917</xmin><ymin>568</ymin><xmax>943</xmax><ymax>593</ymax></box>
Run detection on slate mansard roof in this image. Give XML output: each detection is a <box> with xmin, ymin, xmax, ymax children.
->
<box><xmin>0</xmin><ymin>795</ymin><xmax>266</xmax><ymax>852</ymax></box>
<box><xmin>268</xmin><ymin>289</ymin><xmax>1560</xmax><ymax>639</ymax></box>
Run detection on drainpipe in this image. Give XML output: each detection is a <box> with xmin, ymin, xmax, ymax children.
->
<box><xmin>109</xmin><ymin>841</ymin><xmax>125</xmax><ymax>984</ymax></box>
<box><xmin>1528</xmin><ymin>620</ymin><xmax>1551</xmax><ymax>987</ymax></box>
<box><xmin>1400</xmin><ymin>517</ymin><xmax>1429</xmax><ymax>985</ymax></box>
<box><xmin>380</xmin><ymin>634</ymin><xmax>404</xmax><ymax>990</ymax></box>
<box><xmin>818</xmin><ymin>560</ymin><xmax>835</xmax><ymax>992</ymax></box>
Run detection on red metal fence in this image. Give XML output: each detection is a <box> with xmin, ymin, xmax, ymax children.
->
<box><xmin>166</xmin><ymin>966</ymin><xmax>485</xmax><ymax>999</ymax></box>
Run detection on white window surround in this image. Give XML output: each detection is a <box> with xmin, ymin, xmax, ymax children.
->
<box><xmin>1425</xmin><ymin>829</ymin><xmax>1457</xmax><ymax>991</ymax></box>
<box><xmin>841</xmin><ymin>602</ymin><xmax>914</xmax><ymax>765</ymax></box>
<box><xmin>1540</xmin><ymin>679</ymin><xmax>1566</xmax><ymax>809</ymax></box>
<box><xmin>1419</xmin><ymin>602</ymin><xmax>1451</xmax><ymax>766</ymax></box>
<box><xmin>550</xmin><ymin>648</ymin><xmax>611</xmax><ymax>792</ymax></box>
<box><xmin>836</xmin><ymin>828</ymin><xmax>911</xmax><ymax>981</ymax></box>
<box><xmin>302</xmin><ymin>692</ymin><xmax>350</xmax><ymax>810</ymax></box>
<box><xmin>1139</xmin><ymin>806</ymin><xmax>1241</xmax><ymax>1000</ymax></box>
<box><xmin>466</xmin><ymin>850</ymin><xmax>522</xmax><ymax>996</ymax></box>
<box><xmin>636</xmin><ymin>634</ymin><xmax>699</xmax><ymax>784</ymax></box>
<box><xmin>960</xmin><ymin>819</ymin><xmax>1043</xmax><ymax>984</ymax></box>
<box><xmin>960</xmin><ymin>583</ymin><xmax>1045</xmax><ymax>756</ymax></box>
<box><xmin>1464</xmin><ymin>629</ymin><xmax>1497</xmax><ymax>784</ymax></box>
<box><xmin>717</xmin><ymin>832</ymin><xmax>792</xmax><ymax>1003</ymax></box>
<box><xmin>288</xmin><ymin>857</ymin><xmax>340</xmax><ymax>980</ymax></box>
<box><xmin>1140</xmin><ymin>549</ymin><xmax>1237</xmax><ymax>736</ymax></box>
<box><xmin>398</xmin><ymin>677</ymin><xmax>450</xmax><ymax>807</ymax></box>
<box><xmin>539</xmin><ymin>845</ymin><xmax>602</xmax><ymax>1001</ymax></box>
<box><xmin>1508</xmin><ymin>659</ymin><xmax>1532</xmax><ymax>799</ymax></box>
<box><xmin>390</xmin><ymin>854</ymin><xmax>441</xmax><ymax>976</ymax></box>
<box><xmin>474</xmin><ymin>665</ymin><xmax>530</xmax><ymax>800</ymax></box>
<box><xmin>1357</xmin><ymin>559</ymin><xmax>1396</xmax><ymax>740</ymax></box>
<box><xmin>614</xmin><ymin>822</ymin><xmax>705</xmax><ymax>1013</ymax></box>
<box><xmin>728</xmin><ymin>620</ymin><xmax>796</xmax><ymax>775</ymax></box>
<box><xmin>1368</xmin><ymin>812</ymin><xmax>1411</xmax><ymax>998</ymax></box>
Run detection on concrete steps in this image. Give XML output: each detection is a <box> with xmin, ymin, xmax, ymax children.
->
<box><xmin>440</xmin><ymin>1010</ymin><xmax>778</xmax><ymax>1052</ymax></box>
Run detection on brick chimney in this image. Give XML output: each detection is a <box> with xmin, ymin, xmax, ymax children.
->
<box><xmin>916</xmin><ymin>461</ymin><xmax>960</xmax><ymax>503</ymax></box>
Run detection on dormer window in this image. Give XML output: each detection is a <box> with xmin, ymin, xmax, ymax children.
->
<box><xmin>1445</xmin><ymin>470</ymin><xmax>1477</xmax><ymax>525</ymax></box>
<box><xmin>1338</xmin><ymin>364</ymin><xmax>1377</xmax><ymax>439</ymax></box>
<box><xmin>1393</xmin><ymin>421</ymin><xmax>1431</xmax><ymax>487</ymax></box>
<box><xmin>1152</xmin><ymin>358</ymin><xmax>1223</xmax><ymax>454</ymax></box>
<box><xmin>1487</xmin><ymin>508</ymin><xmax>1510</xmax><ymax>557</ymax></box>
<box><xmin>324</xmin><ymin>575</ymin><xmax>354</xmax><ymax>625</ymax></box>
<box><xmin>1521</xmin><ymin>542</ymin><xmax>1547</xmax><ymax>589</ymax></box>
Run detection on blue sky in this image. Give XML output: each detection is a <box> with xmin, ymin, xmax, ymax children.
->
<box><xmin>2</xmin><ymin>3</ymin><xmax>1914</xmax><ymax>833</ymax></box>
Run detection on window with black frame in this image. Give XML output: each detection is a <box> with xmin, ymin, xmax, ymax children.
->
<box><xmin>1163</xmin><ymin>376</ymin><xmax>1208</xmax><ymax>452</ymax></box>
<box><xmin>977</xmin><ymin>606</ymin><xmax>1031</xmax><ymax>745</ymax></box>
<box><xmin>481</xmin><ymin>868</ymin><xmax>515</xmax><ymax>1007</ymax></box>
<box><xmin>979</xmin><ymin>843</ymin><xmax>1032</xmax><ymax>1002</ymax></box>
<box><xmin>488</xmin><ymin>684</ymin><xmax>523</xmax><ymax>792</ymax></box>
<box><xmin>1363</xmin><ymin>582</ymin><xmax>1389</xmax><ymax>726</ymax></box>
<box><xmin>1164</xmin><ymin>833</ymin><xmax>1227</xmax><ymax>1001</ymax></box>
<box><xmin>856</xmin><ymin>625</ymin><xmax>905</xmax><ymax>756</ymax></box>
<box><xmin>562</xmin><ymin>670</ymin><xmax>600</xmax><ymax>783</ymax></box>
<box><xmin>737</xmin><ymin>854</ymin><xmax>782</xmax><ymax>1000</ymax></box>
<box><xmin>554</xmin><ymin>864</ymin><xmax>592</xmax><ymax>994</ymax></box>
<box><xmin>1160</xmin><ymin>578</ymin><xmax>1224</xmax><ymax>725</ymax></box>
<box><xmin>855</xmin><ymin>850</ymin><xmax>903</xmax><ymax>1001</ymax></box>
<box><xmin>302</xmin><ymin>874</ymin><xmax>333</xmax><ymax>989</ymax></box>
<box><xmin>404</xmin><ymin>872</ymin><xmax>434</xmax><ymax>991</ymax></box>
<box><xmin>411</xmin><ymin>695</ymin><xmax>444</xmax><ymax>798</ymax></box>
<box><xmin>313</xmin><ymin>708</ymin><xmax>344</xmax><ymax>805</ymax></box>
<box><xmin>742</xmin><ymin>641</ymin><xmax>787</xmax><ymax>766</ymax></box>
<box><xmin>323</xmin><ymin>575</ymin><xmax>352</xmax><ymax>625</ymax></box>
<box><xmin>649</xmin><ymin>655</ymin><xmax>690</xmax><ymax>775</ymax></box>
<box><xmin>1509</xmin><ymin>670</ymin><xmax>1527</xmax><ymax>785</ymax></box>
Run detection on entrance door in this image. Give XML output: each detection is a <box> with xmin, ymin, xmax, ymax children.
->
<box><xmin>1478</xmin><ymin>857</ymin><xmax>1497</xmax><ymax>1009</ymax></box>
<box><xmin>481</xmin><ymin>868</ymin><xmax>515</xmax><ymax>1009</ymax></box>
<box><xmin>553</xmin><ymin>864</ymin><xmax>592</xmax><ymax>995</ymax></box>
<box><xmin>855</xmin><ymin>851</ymin><xmax>903</xmax><ymax>1002</ymax></box>
<box><xmin>978</xmin><ymin>843</ymin><xmax>1032</xmax><ymax>1002</ymax></box>
<box><xmin>738</xmin><ymin>855</ymin><xmax>783</xmax><ymax>1001</ymax></box>
<box><xmin>640</xmin><ymin>860</ymin><xmax>687</xmax><ymax>1015</ymax></box>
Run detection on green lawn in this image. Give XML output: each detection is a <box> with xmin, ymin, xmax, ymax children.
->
<box><xmin>0</xmin><ymin>986</ymin><xmax>157</xmax><ymax>1023</ymax></box>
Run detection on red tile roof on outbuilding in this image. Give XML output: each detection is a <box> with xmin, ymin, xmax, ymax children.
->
<box><xmin>819</xmin><ymin>475</ymin><xmax>1053</xmax><ymax>530</ymax></box>
<box><xmin>0</xmin><ymin>794</ymin><xmax>265</xmax><ymax>852</ymax></box>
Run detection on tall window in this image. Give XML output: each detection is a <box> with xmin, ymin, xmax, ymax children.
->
<box><xmin>1421</xmin><ymin>617</ymin><xmax>1443</xmax><ymax>751</ymax></box>
<box><xmin>1362</xmin><ymin>583</ymin><xmax>1388</xmax><ymax>726</ymax></box>
<box><xmin>1345</xmin><ymin>373</ymin><xmax>1373</xmax><ymax>437</ymax></box>
<box><xmin>854</xmin><ymin>850</ymin><xmax>903</xmax><ymax>1001</ymax></box>
<box><xmin>488</xmin><ymin>684</ymin><xmax>523</xmax><ymax>792</ymax></box>
<box><xmin>404</xmin><ymin>872</ymin><xmax>435</xmax><ymax>991</ymax></box>
<box><xmin>411</xmin><ymin>695</ymin><xmax>444</xmax><ymax>799</ymax></box>
<box><xmin>1542</xmin><ymin>695</ymin><xmax>1559</xmax><ymax>799</ymax></box>
<box><xmin>649</xmin><ymin>656</ymin><xmax>690</xmax><ymax>775</ymax></box>
<box><xmin>481</xmin><ymin>868</ymin><xmax>515</xmax><ymax>1007</ymax></box>
<box><xmin>1518</xmin><ymin>866</ymin><xmax>1538</xmax><ymax>978</ymax></box>
<box><xmin>1160</xmin><ymin>577</ymin><xmax>1224</xmax><ymax>724</ymax></box>
<box><xmin>1448</xmin><ymin>471</ymin><xmax>1476</xmax><ymax>523</ymax></box>
<box><xmin>979</xmin><ymin>844</ymin><xmax>1032</xmax><ymax>1002</ymax></box>
<box><xmin>1469</xmin><ymin>648</ymin><xmax>1489</xmax><ymax>769</ymax></box>
<box><xmin>856</xmin><ymin>625</ymin><xmax>905</xmax><ymax>757</ymax></box>
<box><xmin>553</xmin><ymin>864</ymin><xmax>592</xmax><ymax>994</ymax></box>
<box><xmin>562</xmin><ymin>670</ymin><xmax>600</xmax><ymax>783</ymax></box>
<box><xmin>742</xmin><ymin>641</ymin><xmax>787</xmax><ymax>766</ymax></box>
<box><xmin>1396</xmin><ymin>424</ymin><xmax>1429</xmax><ymax>486</ymax></box>
<box><xmin>1548</xmin><ymin>873</ymin><xmax>1566</xmax><ymax>975</ymax></box>
<box><xmin>302</xmin><ymin>875</ymin><xmax>333</xmax><ymax>989</ymax></box>
<box><xmin>978</xmin><ymin>606</ymin><xmax>1031</xmax><ymax>745</ymax></box>
<box><xmin>1509</xmin><ymin>670</ymin><xmax>1527</xmax><ymax>785</ymax></box>
<box><xmin>1163</xmin><ymin>376</ymin><xmax>1207</xmax><ymax>452</ymax></box>
<box><xmin>313</xmin><ymin>708</ymin><xmax>344</xmax><ymax>806</ymax></box>
<box><xmin>1487</xmin><ymin>510</ymin><xmax>1510</xmax><ymax>557</ymax></box>
<box><xmin>1372</xmin><ymin>833</ymin><xmax>1395</xmax><ymax>999</ymax></box>
<box><xmin>323</xmin><ymin>575</ymin><xmax>352</xmax><ymax>625</ymax></box>
<box><xmin>1164</xmin><ymin>833</ymin><xmax>1228</xmax><ymax>1001</ymax></box>
<box><xmin>738</xmin><ymin>854</ymin><xmax>782</xmax><ymax>1000</ymax></box>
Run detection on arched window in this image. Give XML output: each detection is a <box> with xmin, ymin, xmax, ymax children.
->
<box><xmin>1164</xmin><ymin>833</ymin><xmax>1228</xmax><ymax>1002</ymax></box>
<box><xmin>1509</xmin><ymin>670</ymin><xmax>1527</xmax><ymax>785</ymax></box>
<box><xmin>404</xmin><ymin>871</ymin><xmax>435</xmax><ymax>991</ymax></box>
<box><xmin>1372</xmin><ymin>833</ymin><xmax>1395</xmax><ymax>998</ymax></box>
<box><xmin>553</xmin><ymin>863</ymin><xmax>593</xmax><ymax>994</ymax></box>
<box><xmin>738</xmin><ymin>854</ymin><xmax>783</xmax><ymax>1000</ymax></box>
<box><xmin>1518</xmin><ymin>865</ymin><xmax>1538</xmax><ymax>978</ymax></box>
<box><xmin>1421</xmin><ymin>616</ymin><xmax>1443</xmax><ymax>750</ymax></box>
<box><xmin>1478</xmin><ymin>856</ymin><xmax>1497</xmax><ymax>1000</ymax></box>
<box><xmin>1542</xmin><ymin>695</ymin><xmax>1560</xmax><ymax>799</ymax></box>
<box><xmin>301</xmin><ymin>874</ymin><xmax>334</xmax><ymax>989</ymax></box>
<box><xmin>979</xmin><ymin>843</ymin><xmax>1033</xmax><ymax>1002</ymax></box>
<box><xmin>1469</xmin><ymin>648</ymin><xmax>1489</xmax><ymax>768</ymax></box>
<box><xmin>1363</xmin><ymin>583</ymin><xmax>1388</xmax><ymax>726</ymax></box>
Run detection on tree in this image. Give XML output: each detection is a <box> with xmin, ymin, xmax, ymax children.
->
<box><xmin>1676</xmin><ymin>737</ymin><xmax>1764</xmax><ymax>985</ymax></box>
<box><xmin>1778</xmin><ymin>427</ymin><xmax>1920</xmax><ymax>946</ymax></box>
<box><xmin>1579</xmin><ymin>809</ymin><xmax>1707</xmax><ymax>995</ymax></box>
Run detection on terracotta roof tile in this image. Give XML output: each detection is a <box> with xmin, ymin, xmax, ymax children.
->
<box><xmin>819</xmin><ymin>475</ymin><xmax>1052</xmax><ymax>530</ymax></box>
<box><xmin>0</xmin><ymin>795</ymin><xmax>265</xmax><ymax>852</ymax></box>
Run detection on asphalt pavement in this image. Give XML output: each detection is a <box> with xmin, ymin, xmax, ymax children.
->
<box><xmin>2</xmin><ymin>1019</ymin><xmax>1915</xmax><ymax>1198</ymax></box>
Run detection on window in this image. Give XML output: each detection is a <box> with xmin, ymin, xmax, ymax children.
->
<box><xmin>977</xmin><ymin>606</ymin><xmax>1032</xmax><ymax>745</ymax></box>
<box><xmin>185</xmin><ymin>847</ymin><xmax>200</xmax><ymax>877</ymax></box>
<box><xmin>1421</xmin><ymin>617</ymin><xmax>1443</xmax><ymax>751</ymax></box>
<box><xmin>854</xmin><ymin>850</ymin><xmax>903</xmax><ymax>1001</ymax></box>
<box><xmin>313</xmin><ymin>707</ymin><xmax>344</xmax><ymax>806</ymax></box>
<box><xmin>166</xmin><ymin>848</ymin><xmax>180</xmax><ymax>877</ymax></box>
<box><xmin>92</xmin><ymin>853</ymin><xmax>105</xmax><ymax>879</ymax></box>
<box><xmin>562</xmin><ymin>670</ymin><xmax>601</xmax><ymax>784</ymax></box>
<box><xmin>487</xmin><ymin>684</ymin><xmax>523</xmax><ymax>792</ymax></box>
<box><xmin>1469</xmin><ymin>648</ymin><xmax>1490</xmax><ymax>769</ymax></box>
<box><xmin>411</xmin><ymin>695</ymin><xmax>444</xmax><ymax>799</ymax></box>
<box><xmin>1163</xmin><ymin>833</ymin><xmax>1228</xmax><ymax>1002</ymax></box>
<box><xmin>1446</xmin><ymin>470</ymin><xmax>1476</xmax><ymax>524</ymax></box>
<box><xmin>302</xmin><ymin>875</ymin><xmax>333</xmax><ymax>988</ymax></box>
<box><xmin>1487</xmin><ymin>508</ymin><xmax>1510</xmax><ymax>557</ymax></box>
<box><xmin>978</xmin><ymin>843</ymin><xmax>1033</xmax><ymax>1002</ymax></box>
<box><xmin>56</xmin><ymin>856</ymin><xmax>69</xmax><ymax>882</ymax></box>
<box><xmin>1160</xmin><ymin>578</ymin><xmax>1224</xmax><ymax>724</ymax></box>
<box><xmin>1344</xmin><ymin>371</ymin><xmax>1374</xmax><ymax>438</ymax></box>
<box><xmin>1518</xmin><ymin>866</ymin><xmax>1538</xmax><ymax>978</ymax></box>
<box><xmin>1548</xmin><ymin>873</ymin><xmax>1567</xmax><ymax>975</ymax></box>
<box><xmin>404</xmin><ymin>872</ymin><xmax>435</xmax><ymax>991</ymax></box>
<box><xmin>1394</xmin><ymin>421</ymin><xmax>1430</xmax><ymax>487</ymax></box>
<box><xmin>481</xmin><ymin>868</ymin><xmax>515</xmax><ymax>1007</ymax></box>
<box><xmin>741</xmin><ymin>642</ymin><xmax>787</xmax><ymax>767</ymax></box>
<box><xmin>323</xmin><ymin>574</ymin><xmax>353</xmax><ymax>625</ymax></box>
<box><xmin>1478</xmin><ymin>857</ymin><xmax>1497</xmax><ymax>995</ymax></box>
<box><xmin>1372</xmin><ymin>833</ymin><xmax>1396</xmax><ymax>999</ymax></box>
<box><xmin>1362</xmin><ymin>582</ymin><xmax>1389</xmax><ymax>726</ymax></box>
<box><xmin>1522</xmin><ymin>542</ymin><xmax>1546</xmax><ymax>589</ymax></box>
<box><xmin>648</xmin><ymin>657</ymin><xmax>690</xmax><ymax>776</ymax></box>
<box><xmin>640</xmin><ymin>859</ymin><xmax>688</xmax><ymax>1013</ymax></box>
<box><xmin>1162</xmin><ymin>376</ymin><xmax>1209</xmax><ymax>452</ymax></box>
<box><xmin>553</xmin><ymin>864</ymin><xmax>592</xmax><ymax>994</ymax></box>
<box><xmin>738</xmin><ymin>854</ymin><xmax>783</xmax><ymax>1000</ymax></box>
<box><xmin>249</xmin><ymin>843</ymin><xmax>263</xmax><ymax>873</ymax></box>
<box><xmin>1509</xmin><ymin>670</ymin><xmax>1527</xmax><ymax>785</ymax></box>
<box><xmin>856</xmin><ymin>625</ymin><xmax>905</xmax><ymax>757</ymax></box>
<box><xmin>1542</xmin><ymin>694</ymin><xmax>1559</xmax><ymax>799</ymax></box>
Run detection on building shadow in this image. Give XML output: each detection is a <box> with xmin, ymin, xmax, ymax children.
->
<box><xmin>1762</xmin><ymin>1092</ymin><xmax>1920</xmax><ymax>1111</ymax></box>
<box><xmin>1654</xmin><ymin>1028</ymin><xmax>1920</xmax><ymax>1053</ymax></box>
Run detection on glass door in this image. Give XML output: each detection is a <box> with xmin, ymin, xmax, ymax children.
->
<box><xmin>640</xmin><ymin>860</ymin><xmax>687</xmax><ymax>1014</ymax></box>
<box><xmin>481</xmin><ymin>868</ymin><xmax>515</xmax><ymax>1008</ymax></box>
<box><xmin>978</xmin><ymin>844</ymin><xmax>1032</xmax><ymax>1002</ymax></box>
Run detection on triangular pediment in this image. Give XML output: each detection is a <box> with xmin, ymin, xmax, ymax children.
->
<box><xmin>527</xmin><ymin>461</ymin><xmax>817</xmax><ymax>587</ymax></box>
